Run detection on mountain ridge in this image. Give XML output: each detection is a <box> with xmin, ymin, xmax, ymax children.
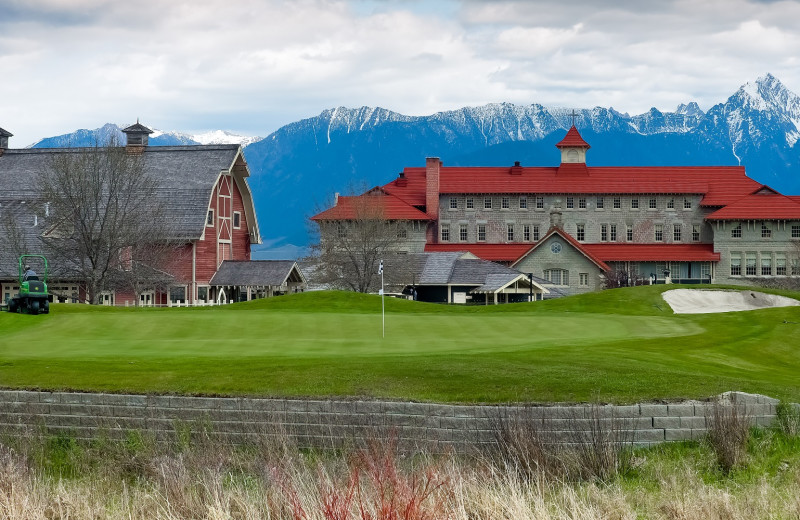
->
<box><xmin>26</xmin><ymin>74</ymin><xmax>800</xmax><ymax>258</ymax></box>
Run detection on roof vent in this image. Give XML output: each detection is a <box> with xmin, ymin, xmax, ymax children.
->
<box><xmin>396</xmin><ymin>171</ymin><xmax>408</xmax><ymax>187</ymax></box>
<box><xmin>121</xmin><ymin>119</ymin><xmax>153</xmax><ymax>154</ymax></box>
<box><xmin>0</xmin><ymin>127</ymin><xmax>12</xmax><ymax>156</ymax></box>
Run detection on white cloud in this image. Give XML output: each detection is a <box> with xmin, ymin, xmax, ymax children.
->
<box><xmin>1</xmin><ymin>0</ymin><xmax>800</xmax><ymax>146</ymax></box>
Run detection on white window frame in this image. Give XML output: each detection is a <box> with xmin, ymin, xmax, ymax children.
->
<box><xmin>206</xmin><ymin>209</ymin><xmax>214</xmax><ymax>227</ymax></box>
<box><xmin>233</xmin><ymin>211</ymin><xmax>241</xmax><ymax>229</ymax></box>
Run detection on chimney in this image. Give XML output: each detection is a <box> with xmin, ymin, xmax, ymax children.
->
<box><xmin>549</xmin><ymin>199</ymin><xmax>563</xmax><ymax>229</ymax></box>
<box><xmin>121</xmin><ymin>119</ymin><xmax>153</xmax><ymax>155</ymax></box>
<box><xmin>510</xmin><ymin>161</ymin><xmax>522</xmax><ymax>175</ymax></box>
<box><xmin>0</xmin><ymin>127</ymin><xmax>12</xmax><ymax>156</ymax></box>
<box><xmin>425</xmin><ymin>157</ymin><xmax>441</xmax><ymax>242</ymax></box>
<box><xmin>395</xmin><ymin>171</ymin><xmax>408</xmax><ymax>187</ymax></box>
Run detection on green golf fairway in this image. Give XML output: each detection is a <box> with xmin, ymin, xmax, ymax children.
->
<box><xmin>1</xmin><ymin>285</ymin><xmax>798</xmax><ymax>403</ymax></box>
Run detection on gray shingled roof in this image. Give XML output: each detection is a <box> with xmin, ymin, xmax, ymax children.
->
<box><xmin>382</xmin><ymin>252</ymin><xmax>544</xmax><ymax>290</ymax></box>
<box><xmin>210</xmin><ymin>260</ymin><xmax>305</xmax><ymax>287</ymax></box>
<box><xmin>0</xmin><ymin>145</ymin><xmax>247</xmax><ymax>275</ymax></box>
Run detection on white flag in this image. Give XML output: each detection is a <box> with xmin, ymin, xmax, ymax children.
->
<box><xmin>378</xmin><ymin>260</ymin><xmax>383</xmax><ymax>275</ymax></box>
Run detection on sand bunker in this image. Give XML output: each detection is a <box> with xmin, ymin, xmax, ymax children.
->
<box><xmin>662</xmin><ymin>289</ymin><xmax>800</xmax><ymax>314</ymax></box>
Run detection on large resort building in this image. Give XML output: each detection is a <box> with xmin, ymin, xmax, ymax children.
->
<box><xmin>313</xmin><ymin>125</ymin><xmax>800</xmax><ymax>296</ymax></box>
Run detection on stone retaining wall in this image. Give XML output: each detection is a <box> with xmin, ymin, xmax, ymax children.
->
<box><xmin>0</xmin><ymin>390</ymin><xmax>782</xmax><ymax>453</ymax></box>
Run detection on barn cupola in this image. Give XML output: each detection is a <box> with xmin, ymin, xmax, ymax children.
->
<box><xmin>0</xmin><ymin>127</ymin><xmax>12</xmax><ymax>156</ymax></box>
<box><xmin>121</xmin><ymin>120</ymin><xmax>153</xmax><ymax>154</ymax></box>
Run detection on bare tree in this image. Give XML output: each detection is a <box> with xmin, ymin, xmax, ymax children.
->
<box><xmin>0</xmin><ymin>206</ymin><xmax>29</xmax><ymax>278</ymax></box>
<box><xmin>311</xmin><ymin>189</ymin><xmax>408</xmax><ymax>293</ymax></box>
<box><xmin>108</xmin><ymin>241</ymin><xmax>189</xmax><ymax>306</ymax></box>
<box><xmin>38</xmin><ymin>140</ymin><xmax>172</xmax><ymax>304</ymax></box>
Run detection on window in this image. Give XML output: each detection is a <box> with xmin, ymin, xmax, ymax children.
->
<box><xmin>441</xmin><ymin>224</ymin><xmax>450</xmax><ymax>242</ymax></box>
<box><xmin>566</xmin><ymin>197</ymin><xmax>574</xmax><ymax>209</ymax></box>
<box><xmin>600</xmin><ymin>224</ymin><xmax>608</xmax><ymax>242</ymax></box>
<box><xmin>502</xmin><ymin>197</ymin><xmax>510</xmax><ymax>209</ymax></box>
<box><xmin>233</xmin><ymin>211</ymin><xmax>241</xmax><ymax>229</ymax></box>
<box><xmin>449</xmin><ymin>197</ymin><xmax>458</xmax><ymax>209</ymax></box>
<box><xmin>576</xmin><ymin>223</ymin><xmax>585</xmax><ymax>242</ymax></box>
<box><xmin>477</xmin><ymin>223</ymin><xmax>486</xmax><ymax>242</ymax></box>
<box><xmin>396</xmin><ymin>226</ymin><xmax>407</xmax><ymax>239</ymax></box>
<box><xmin>692</xmin><ymin>224</ymin><xmax>701</xmax><ymax>242</ymax></box>
<box><xmin>761</xmin><ymin>223</ymin><xmax>772</xmax><ymax>238</ymax></box>
<box><xmin>519</xmin><ymin>196</ymin><xmax>527</xmax><ymax>209</ymax></box>
<box><xmin>533</xmin><ymin>225</ymin><xmax>540</xmax><ymax>241</ymax></box>
<box><xmin>578</xmin><ymin>197</ymin><xmax>587</xmax><ymax>209</ymax></box>
<box><xmin>673</xmin><ymin>224</ymin><xmax>681</xmax><ymax>242</ymax></box>
<box><xmin>610</xmin><ymin>224</ymin><xmax>617</xmax><ymax>241</ymax></box>
<box><xmin>792</xmin><ymin>224</ymin><xmax>800</xmax><ymax>238</ymax></box>
<box><xmin>684</xmin><ymin>198</ymin><xmax>692</xmax><ymax>209</ymax></box>
<box><xmin>649</xmin><ymin>198</ymin><xmax>657</xmax><ymax>209</ymax></box>
<box><xmin>793</xmin><ymin>258</ymin><xmax>800</xmax><ymax>276</ymax></box>
<box><xmin>459</xmin><ymin>224</ymin><xmax>468</xmax><ymax>242</ymax></box>
<box><xmin>631</xmin><ymin>198</ymin><xmax>639</xmax><ymax>209</ymax></box>
<box><xmin>484</xmin><ymin>197</ymin><xmax>492</xmax><ymax>209</ymax></box>
<box><xmin>536</xmin><ymin>197</ymin><xmax>544</xmax><ymax>209</ymax></box>
<box><xmin>337</xmin><ymin>223</ymin><xmax>347</xmax><ymax>239</ymax></box>
<box><xmin>523</xmin><ymin>224</ymin><xmax>531</xmax><ymax>241</ymax></box>
<box><xmin>466</xmin><ymin>197</ymin><xmax>474</xmax><ymax>209</ymax></box>
<box><xmin>507</xmin><ymin>223</ymin><xmax>514</xmax><ymax>241</ymax></box>
<box><xmin>700</xmin><ymin>263</ymin><xmax>711</xmax><ymax>279</ymax></box>
<box><xmin>654</xmin><ymin>224</ymin><xmax>663</xmax><ymax>242</ymax></box>
<box><xmin>761</xmin><ymin>255</ymin><xmax>772</xmax><ymax>276</ymax></box>
<box><xmin>731</xmin><ymin>223</ymin><xmax>742</xmax><ymax>238</ymax></box>
<box><xmin>746</xmin><ymin>252</ymin><xmax>757</xmax><ymax>276</ymax></box>
<box><xmin>730</xmin><ymin>253</ymin><xmax>741</xmax><ymax>276</ymax></box>
<box><xmin>667</xmin><ymin>198</ymin><xmax>675</xmax><ymax>209</ymax></box>
<box><xmin>776</xmin><ymin>253</ymin><xmax>787</xmax><ymax>275</ymax></box>
<box><xmin>579</xmin><ymin>273</ymin><xmax>588</xmax><ymax>286</ymax></box>
<box><xmin>206</xmin><ymin>209</ymin><xmax>214</xmax><ymax>226</ymax></box>
<box><xmin>626</xmin><ymin>225</ymin><xmax>633</xmax><ymax>242</ymax></box>
<box><xmin>613</xmin><ymin>197</ymin><xmax>621</xmax><ymax>209</ymax></box>
<box><xmin>596</xmin><ymin>197</ymin><xmax>604</xmax><ymax>209</ymax></box>
<box><xmin>544</xmin><ymin>268</ymin><xmax>569</xmax><ymax>286</ymax></box>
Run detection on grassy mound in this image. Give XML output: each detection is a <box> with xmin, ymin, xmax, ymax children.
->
<box><xmin>1</xmin><ymin>285</ymin><xmax>799</xmax><ymax>403</ymax></box>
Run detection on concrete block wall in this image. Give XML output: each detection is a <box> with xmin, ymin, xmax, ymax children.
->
<box><xmin>0</xmin><ymin>390</ymin><xmax>782</xmax><ymax>453</ymax></box>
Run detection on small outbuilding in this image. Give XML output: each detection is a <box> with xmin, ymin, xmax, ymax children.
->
<box><xmin>382</xmin><ymin>252</ymin><xmax>549</xmax><ymax>304</ymax></box>
<box><xmin>209</xmin><ymin>260</ymin><xmax>306</xmax><ymax>303</ymax></box>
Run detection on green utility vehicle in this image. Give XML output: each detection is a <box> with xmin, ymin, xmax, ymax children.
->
<box><xmin>5</xmin><ymin>255</ymin><xmax>52</xmax><ymax>315</ymax></box>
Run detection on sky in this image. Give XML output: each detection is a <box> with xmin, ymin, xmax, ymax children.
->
<box><xmin>2</xmin><ymin>0</ymin><xmax>800</xmax><ymax>147</ymax></box>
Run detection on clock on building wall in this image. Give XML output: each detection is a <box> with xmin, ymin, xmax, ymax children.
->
<box><xmin>550</xmin><ymin>242</ymin><xmax>562</xmax><ymax>254</ymax></box>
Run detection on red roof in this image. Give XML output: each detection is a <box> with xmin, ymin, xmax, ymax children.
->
<box><xmin>556</xmin><ymin>126</ymin><xmax>591</xmax><ymax>148</ymax></box>
<box><xmin>378</xmin><ymin>165</ymin><xmax>758</xmax><ymax>209</ymax></box>
<box><xmin>424</xmin><ymin>243</ymin><xmax>532</xmax><ymax>262</ymax></box>
<box><xmin>583</xmin><ymin>243</ymin><xmax>720</xmax><ymax>262</ymax></box>
<box><xmin>705</xmin><ymin>188</ymin><xmax>800</xmax><ymax>220</ymax></box>
<box><xmin>512</xmin><ymin>228</ymin><xmax>611</xmax><ymax>271</ymax></box>
<box><xmin>311</xmin><ymin>191</ymin><xmax>430</xmax><ymax>221</ymax></box>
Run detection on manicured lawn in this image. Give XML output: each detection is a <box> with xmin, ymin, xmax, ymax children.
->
<box><xmin>1</xmin><ymin>285</ymin><xmax>799</xmax><ymax>403</ymax></box>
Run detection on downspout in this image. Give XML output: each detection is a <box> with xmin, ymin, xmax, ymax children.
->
<box><xmin>192</xmin><ymin>242</ymin><xmax>197</xmax><ymax>303</ymax></box>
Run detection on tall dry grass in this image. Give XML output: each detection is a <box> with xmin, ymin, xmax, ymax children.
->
<box><xmin>0</xmin><ymin>423</ymin><xmax>798</xmax><ymax>520</ymax></box>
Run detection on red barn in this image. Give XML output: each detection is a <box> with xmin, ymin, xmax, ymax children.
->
<box><xmin>0</xmin><ymin>123</ymin><xmax>261</xmax><ymax>305</ymax></box>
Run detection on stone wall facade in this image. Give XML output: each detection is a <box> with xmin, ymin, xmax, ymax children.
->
<box><xmin>0</xmin><ymin>390</ymin><xmax>783</xmax><ymax>454</ymax></box>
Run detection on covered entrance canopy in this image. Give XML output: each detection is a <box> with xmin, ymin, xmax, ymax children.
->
<box><xmin>210</xmin><ymin>260</ymin><xmax>306</xmax><ymax>302</ymax></box>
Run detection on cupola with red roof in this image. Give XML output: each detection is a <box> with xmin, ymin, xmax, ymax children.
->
<box><xmin>556</xmin><ymin>125</ymin><xmax>590</xmax><ymax>164</ymax></box>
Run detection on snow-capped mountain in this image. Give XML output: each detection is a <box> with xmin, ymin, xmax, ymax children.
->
<box><xmin>31</xmin><ymin>124</ymin><xmax>261</xmax><ymax>148</ymax></box>
<box><xmin>26</xmin><ymin>75</ymin><xmax>800</xmax><ymax>257</ymax></box>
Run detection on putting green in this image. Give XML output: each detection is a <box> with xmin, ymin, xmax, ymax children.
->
<box><xmin>1</xmin><ymin>286</ymin><xmax>798</xmax><ymax>403</ymax></box>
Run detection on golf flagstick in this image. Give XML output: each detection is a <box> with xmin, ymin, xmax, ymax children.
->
<box><xmin>378</xmin><ymin>260</ymin><xmax>385</xmax><ymax>338</ymax></box>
